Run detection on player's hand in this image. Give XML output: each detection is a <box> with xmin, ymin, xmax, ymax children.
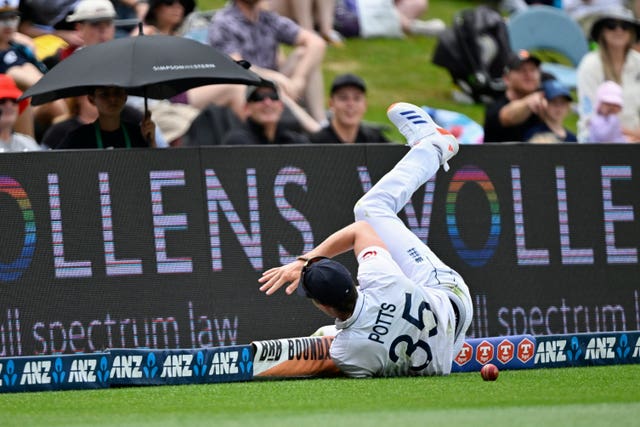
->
<box><xmin>258</xmin><ymin>259</ymin><xmax>305</xmax><ymax>296</ymax></box>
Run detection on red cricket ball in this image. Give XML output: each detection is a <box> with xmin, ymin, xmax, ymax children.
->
<box><xmin>480</xmin><ymin>363</ymin><xmax>499</xmax><ymax>381</ymax></box>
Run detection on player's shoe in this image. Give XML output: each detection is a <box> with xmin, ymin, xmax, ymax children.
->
<box><xmin>386</xmin><ymin>102</ymin><xmax>459</xmax><ymax>171</ymax></box>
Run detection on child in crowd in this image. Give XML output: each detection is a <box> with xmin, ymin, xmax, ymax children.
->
<box><xmin>56</xmin><ymin>86</ymin><xmax>156</xmax><ymax>149</ymax></box>
<box><xmin>524</xmin><ymin>79</ymin><xmax>577</xmax><ymax>143</ymax></box>
<box><xmin>588</xmin><ymin>80</ymin><xmax>626</xmax><ymax>143</ymax></box>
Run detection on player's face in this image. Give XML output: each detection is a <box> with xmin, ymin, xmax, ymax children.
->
<box><xmin>330</xmin><ymin>87</ymin><xmax>366</xmax><ymax>128</ymax></box>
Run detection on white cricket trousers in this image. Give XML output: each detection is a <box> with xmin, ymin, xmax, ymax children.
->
<box><xmin>353</xmin><ymin>142</ymin><xmax>473</xmax><ymax>352</ymax></box>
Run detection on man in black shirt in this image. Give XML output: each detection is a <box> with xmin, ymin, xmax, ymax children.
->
<box><xmin>222</xmin><ymin>84</ymin><xmax>310</xmax><ymax>145</ymax></box>
<box><xmin>311</xmin><ymin>73</ymin><xmax>389</xmax><ymax>144</ymax></box>
<box><xmin>483</xmin><ymin>50</ymin><xmax>546</xmax><ymax>143</ymax></box>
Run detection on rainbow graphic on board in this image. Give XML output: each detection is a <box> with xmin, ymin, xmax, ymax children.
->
<box><xmin>447</xmin><ymin>166</ymin><xmax>500</xmax><ymax>267</ymax></box>
<box><xmin>0</xmin><ymin>176</ymin><xmax>35</xmax><ymax>281</ymax></box>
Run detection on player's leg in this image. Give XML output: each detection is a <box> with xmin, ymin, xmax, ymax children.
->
<box><xmin>353</xmin><ymin>102</ymin><xmax>471</xmax><ymax>348</ymax></box>
<box><xmin>353</xmin><ymin>102</ymin><xmax>458</xmax><ymax>280</ymax></box>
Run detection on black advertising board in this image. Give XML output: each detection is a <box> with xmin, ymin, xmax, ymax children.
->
<box><xmin>0</xmin><ymin>144</ymin><xmax>638</xmax><ymax>356</ymax></box>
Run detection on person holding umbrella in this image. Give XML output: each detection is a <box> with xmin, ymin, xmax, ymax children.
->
<box><xmin>131</xmin><ymin>0</ymin><xmax>247</xmax><ymax>124</ymax></box>
<box><xmin>56</xmin><ymin>85</ymin><xmax>156</xmax><ymax>149</ymax></box>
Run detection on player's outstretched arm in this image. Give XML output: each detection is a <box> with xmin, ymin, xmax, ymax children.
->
<box><xmin>258</xmin><ymin>221</ymin><xmax>386</xmax><ymax>296</ymax></box>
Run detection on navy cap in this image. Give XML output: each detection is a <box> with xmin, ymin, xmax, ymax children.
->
<box><xmin>542</xmin><ymin>79</ymin><xmax>572</xmax><ymax>101</ymax></box>
<box><xmin>298</xmin><ymin>258</ymin><xmax>355</xmax><ymax>306</ymax></box>
<box><xmin>330</xmin><ymin>73</ymin><xmax>366</xmax><ymax>95</ymax></box>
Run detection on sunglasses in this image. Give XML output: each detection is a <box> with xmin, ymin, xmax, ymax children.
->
<box><xmin>603</xmin><ymin>19</ymin><xmax>633</xmax><ymax>31</ymax></box>
<box><xmin>299</xmin><ymin>256</ymin><xmax>328</xmax><ymax>297</ymax></box>
<box><xmin>248</xmin><ymin>91</ymin><xmax>280</xmax><ymax>103</ymax></box>
<box><xmin>0</xmin><ymin>98</ymin><xmax>18</xmax><ymax>105</ymax></box>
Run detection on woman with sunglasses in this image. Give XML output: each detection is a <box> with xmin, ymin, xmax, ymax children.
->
<box><xmin>259</xmin><ymin>101</ymin><xmax>472</xmax><ymax>378</ymax></box>
<box><xmin>576</xmin><ymin>7</ymin><xmax>640</xmax><ymax>142</ymax></box>
<box><xmin>222</xmin><ymin>84</ymin><xmax>311</xmax><ymax>145</ymax></box>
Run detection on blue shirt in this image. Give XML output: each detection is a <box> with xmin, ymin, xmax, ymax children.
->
<box><xmin>523</xmin><ymin>122</ymin><xmax>578</xmax><ymax>143</ymax></box>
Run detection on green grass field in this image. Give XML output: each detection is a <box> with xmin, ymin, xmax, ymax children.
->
<box><xmin>1</xmin><ymin>365</ymin><xmax>639</xmax><ymax>426</ymax></box>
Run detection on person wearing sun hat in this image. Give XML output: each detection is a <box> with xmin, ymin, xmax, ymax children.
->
<box><xmin>576</xmin><ymin>7</ymin><xmax>640</xmax><ymax>142</ymax></box>
<box><xmin>0</xmin><ymin>74</ymin><xmax>41</xmax><ymax>152</ymax></box>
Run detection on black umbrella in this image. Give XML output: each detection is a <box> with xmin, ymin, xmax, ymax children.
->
<box><xmin>20</xmin><ymin>33</ymin><xmax>262</xmax><ymax>107</ymax></box>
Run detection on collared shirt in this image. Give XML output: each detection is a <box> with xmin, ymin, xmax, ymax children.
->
<box><xmin>208</xmin><ymin>3</ymin><xmax>300</xmax><ymax>70</ymax></box>
<box><xmin>310</xmin><ymin>123</ymin><xmax>389</xmax><ymax>144</ymax></box>
<box><xmin>330</xmin><ymin>247</ymin><xmax>457</xmax><ymax>378</ymax></box>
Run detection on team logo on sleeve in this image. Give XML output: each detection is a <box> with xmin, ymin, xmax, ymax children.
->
<box><xmin>362</xmin><ymin>250</ymin><xmax>377</xmax><ymax>260</ymax></box>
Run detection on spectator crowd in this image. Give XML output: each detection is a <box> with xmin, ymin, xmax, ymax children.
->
<box><xmin>1</xmin><ymin>0</ymin><xmax>640</xmax><ymax>153</ymax></box>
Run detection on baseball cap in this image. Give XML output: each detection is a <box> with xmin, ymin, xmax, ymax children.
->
<box><xmin>330</xmin><ymin>73</ymin><xmax>366</xmax><ymax>95</ymax></box>
<box><xmin>0</xmin><ymin>0</ymin><xmax>19</xmax><ymax>17</ymax></box>
<box><xmin>0</xmin><ymin>74</ymin><xmax>29</xmax><ymax>114</ymax></box>
<box><xmin>504</xmin><ymin>50</ymin><xmax>541</xmax><ymax>73</ymax></box>
<box><xmin>298</xmin><ymin>257</ymin><xmax>356</xmax><ymax>306</ymax></box>
<box><xmin>542</xmin><ymin>79</ymin><xmax>572</xmax><ymax>101</ymax></box>
<box><xmin>596</xmin><ymin>80</ymin><xmax>623</xmax><ymax>107</ymax></box>
<box><xmin>66</xmin><ymin>0</ymin><xmax>117</xmax><ymax>23</ymax></box>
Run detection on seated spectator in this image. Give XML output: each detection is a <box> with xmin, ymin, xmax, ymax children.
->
<box><xmin>0</xmin><ymin>74</ymin><xmax>41</xmax><ymax>152</ymax></box>
<box><xmin>208</xmin><ymin>0</ymin><xmax>328</xmax><ymax>123</ymax></box>
<box><xmin>483</xmin><ymin>50</ymin><xmax>545</xmax><ymax>143</ymax></box>
<box><xmin>18</xmin><ymin>0</ymin><xmax>83</xmax><ymax>46</ymax></box>
<box><xmin>56</xmin><ymin>85</ymin><xmax>156</xmax><ymax>149</ymax></box>
<box><xmin>0</xmin><ymin>1</ymin><xmax>68</xmax><ymax>137</ymax></box>
<box><xmin>524</xmin><ymin>79</ymin><xmax>577</xmax><ymax>143</ymax></box>
<box><xmin>222</xmin><ymin>84</ymin><xmax>310</xmax><ymax>145</ymax></box>
<box><xmin>267</xmin><ymin>0</ymin><xmax>344</xmax><ymax>46</ymax></box>
<box><xmin>395</xmin><ymin>0</ymin><xmax>445</xmax><ymax>36</ymax></box>
<box><xmin>334</xmin><ymin>0</ymin><xmax>445</xmax><ymax>38</ymax></box>
<box><xmin>133</xmin><ymin>0</ymin><xmax>195</xmax><ymax>36</ymax></box>
<box><xmin>111</xmin><ymin>0</ymin><xmax>150</xmax><ymax>38</ymax></box>
<box><xmin>588</xmin><ymin>80</ymin><xmax>627</xmax><ymax>142</ymax></box>
<box><xmin>562</xmin><ymin>0</ymin><xmax>635</xmax><ymax>34</ymax></box>
<box><xmin>42</xmin><ymin>94</ymin><xmax>166</xmax><ymax>148</ymax></box>
<box><xmin>311</xmin><ymin>73</ymin><xmax>389</xmax><ymax>144</ymax></box>
<box><xmin>52</xmin><ymin>0</ymin><xmax>118</xmax><ymax>64</ymax></box>
<box><xmin>576</xmin><ymin>8</ymin><xmax>640</xmax><ymax>142</ymax></box>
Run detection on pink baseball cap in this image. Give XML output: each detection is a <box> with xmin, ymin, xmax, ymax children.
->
<box><xmin>596</xmin><ymin>80</ymin><xmax>623</xmax><ymax>107</ymax></box>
